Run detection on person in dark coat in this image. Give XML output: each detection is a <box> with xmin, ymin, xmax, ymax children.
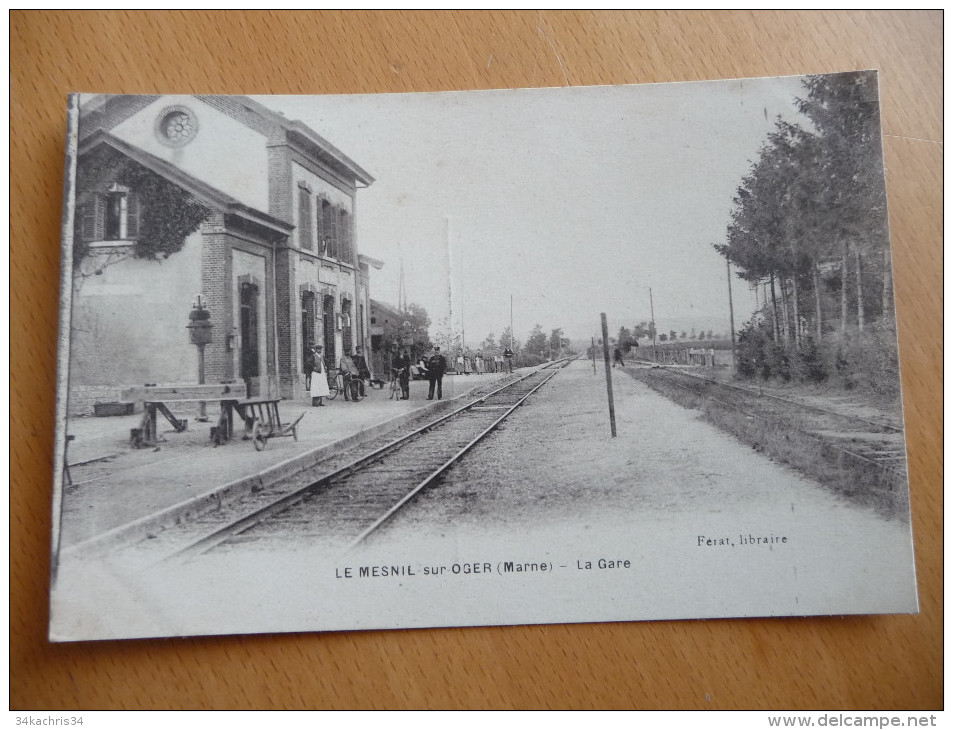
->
<box><xmin>392</xmin><ymin>347</ymin><xmax>412</xmax><ymax>400</ymax></box>
<box><xmin>426</xmin><ymin>346</ymin><xmax>448</xmax><ymax>400</ymax></box>
<box><xmin>351</xmin><ymin>346</ymin><xmax>371</xmax><ymax>397</ymax></box>
<box><xmin>304</xmin><ymin>342</ymin><xmax>316</xmax><ymax>389</ymax></box>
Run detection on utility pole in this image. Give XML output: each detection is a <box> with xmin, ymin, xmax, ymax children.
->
<box><xmin>600</xmin><ymin>313</ymin><xmax>617</xmax><ymax>437</ymax></box>
<box><xmin>727</xmin><ymin>256</ymin><xmax>737</xmax><ymax>373</ymax></box>
<box><xmin>649</xmin><ymin>287</ymin><xmax>658</xmax><ymax>362</ymax></box>
<box><xmin>446</xmin><ymin>217</ymin><xmax>453</xmax><ymax>353</ymax></box>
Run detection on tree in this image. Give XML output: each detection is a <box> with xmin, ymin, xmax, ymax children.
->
<box><xmin>659</xmin><ymin>333</ymin><xmax>668</xmax><ymax>342</ymax></box>
<box><xmin>524</xmin><ymin>324</ymin><xmax>548</xmax><ymax>357</ymax></box>
<box><xmin>715</xmin><ymin>71</ymin><xmax>889</xmax><ymax>351</ymax></box>
<box><xmin>617</xmin><ymin>326</ymin><xmax>635</xmax><ymax>352</ymax></box>
<box><xmin>380</xmin><ymin>302</ymin><xmax>432</xmax><ymax>360</ymax></box>
<box><xmin>549</xmin><ymin>328</ymin><xmax>565</xmax><ymax>358</ymax></box>
<box><xmin>632</xmin><ymin>321</ymin><xmax>651</xmax><ymax>341</ymax></box>
<box><xmin>480</xmin><ymin>332</ymin><xmax>498</xmax><ymax>353</ymax></box>
<box><xmin>500</xmin><ymin>326</ymin><xmax>520</xmax><ymax>352</ymax></box>
<box><xmin>669</xmin><ymin>330</ymin><xmax>677</xmax><ymax>342</ymax></box>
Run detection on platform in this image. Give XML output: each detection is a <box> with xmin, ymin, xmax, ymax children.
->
<box><xmin>57</xmin><ymin>370</ymin><xmax>514</xmax><ymax>553</ymax></box>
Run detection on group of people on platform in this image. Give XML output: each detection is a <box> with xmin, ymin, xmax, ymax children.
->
<box><xmin>451</xmin><ymin>349</ymin><xmax>513</xmax><ymax>375</ymax></box>
<box><xmin>304</xmin><ymin>343</ymin><xmax>372</xmax><ymax>407</ymax></box>
<box><xmin>302</xmin><ymin>342</ymin><xmax>517</xmax><ymax>407</ymax></box>
<box><xmin>392</xmin><ymin>346</ymin><xmax>447</xmax><ymax>400</ymax></box>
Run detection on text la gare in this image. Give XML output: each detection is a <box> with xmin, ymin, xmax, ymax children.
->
<box><xmin>577</xmin><ymin>558</ymin><xmax>631</xmax><ymax>570</ymax></box>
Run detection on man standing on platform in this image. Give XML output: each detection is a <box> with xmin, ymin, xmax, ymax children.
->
<box><xmin>392</xmin><ymin>347</ymin><xmax>412</xmax><ymax>400</ymax></box>
<box><xmin>351</xmin><ymin>346</ymin><xmax>371</xmax><ymax>398</ymax></box>
<box><xmin>427</xmin><ymin>346</ymin><xmax>447</xmax><ymax>400</ymax></box>
<box><xmin>503</xmin><ymin>346</ymin><xmax>514</xmax><ymax>373</ymax></box>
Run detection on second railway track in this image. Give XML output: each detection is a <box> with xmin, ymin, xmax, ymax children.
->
<box><xmin>127</xmin><ymin>360</ymin><xmax>571</xmax><ymax>566</ymax></box>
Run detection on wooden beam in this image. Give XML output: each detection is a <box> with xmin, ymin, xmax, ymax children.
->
<box><xmin>121</xmin><ymin>382</ymin><xmax>247</xmax><ymax>402</ymax></box>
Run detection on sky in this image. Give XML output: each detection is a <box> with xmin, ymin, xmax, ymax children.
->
<box><xmin>258</xmin><ymin>74</ymin><xmax>806</xmax><ymax>345</ymax></box>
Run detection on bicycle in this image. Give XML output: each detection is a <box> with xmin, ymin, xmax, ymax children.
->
<box><xmin>340</xmin><ymin>369</ymin><xmax>363</xmax><ymax>402</ymax></box>
<box><xmin>325</xmin><ymin>368</ymin><xmax>340</xmax><ymax>400</ymax></box>
<box><xmin>327</xmin><ymin>367</ymin><xmax>364</xmax><ymax>402</ymax></box>
<box><xmin>390</xmin><ymin>367</ymin><xmax>407</xmax><ymax>400</ymax></box>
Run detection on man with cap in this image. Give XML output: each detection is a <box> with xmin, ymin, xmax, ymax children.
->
<box><xmin>351</xmin><ymin>346</ymin><xmax>372</xmax><ymax>398</ymax></box>
<box><xmin>426</xmin><ymin>346</ymin><xmax>448</xmax><ymax>400</ymax></box>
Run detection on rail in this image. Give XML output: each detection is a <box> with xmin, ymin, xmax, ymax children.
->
<box><xmin>158</xmin><ymin>359</ymin><xmax>572</xmax><ymax>564</ymax></box>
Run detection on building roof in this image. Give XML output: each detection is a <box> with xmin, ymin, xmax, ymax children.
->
<box><xmin>358</xmin><ymin>254</ymin><xmax>385</xmax><ymax>270</ymax></box>
<box><xmin>79</xmin><ymin>130</ymin><xmax>293</xmax><ymax>238</ymax></box>
<box><xmin>79</xmin><ymin>94</ymin><xmax>375</xmax><ymax>187</ymax></box>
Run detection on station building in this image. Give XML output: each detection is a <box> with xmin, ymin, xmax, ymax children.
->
<box><xmin>68</xmin><ymin>94</ymin><xmax>379</xmax><ymax>414</ymax></box>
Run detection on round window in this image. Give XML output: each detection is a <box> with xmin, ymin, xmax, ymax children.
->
<box><xmin>155</xmin><ymin>106</ymin><xmax>198</xmax><ymax>147</ymax></box>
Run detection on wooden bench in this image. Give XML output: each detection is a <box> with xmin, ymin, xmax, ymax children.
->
<box><xmin>121</xmin><ymin>382</ymin><xmax>247</xmax><ymax>448</ymax></box>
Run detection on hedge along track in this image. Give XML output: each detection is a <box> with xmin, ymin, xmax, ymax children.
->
<box><xmin>150</xmin><ymin>359</ymin><xmax>573</xmax><ymax>564</ymax></box>
<box><xmin>627</xmin><ymin>364</ymin><xmax>909</xmax><ymax>516</ymax></box>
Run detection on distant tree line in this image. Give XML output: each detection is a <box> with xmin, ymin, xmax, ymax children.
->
<box><xmin>713</xmin><ymin>72</ymin><xmax>899</xmax><ymax>395</ymax></box>
<box><xmin>479</xmin><ymin>324</ymin><xmax>575</xmax><ymax>368</ymax></box>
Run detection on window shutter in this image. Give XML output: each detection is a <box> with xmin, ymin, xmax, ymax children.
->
<box><xmin>346</xmin><ymin>211</ymin><xmax>353</xmax><ymax>263</ymax></box>
<box><xmin>93</xmin><ymin>193</ymin><xmax>106</xmax><ymax>240</ymax></box>
<box><xmin>322</xmin><ymin>200</ymin><xmax>332</xmax><ymax>256</ymax></box>
<box><xmin>340</xmin><ymin>210</ymin><xmax>350</xmax><ymax>262</ymax></box>
<box><xmin>76</xmin><ymin>200</ymin><xmax>97</xmax><ymax>241</ymax></box>
<box><xmin>298</xmin><ymin>187</ymin><xmax>312</xmax><ymax>249</ymax></box>
<box><xmin>330</xmin><ymin>205</ymin><xmax>338</xmax><ymax>258</ymax></box>
<box><xmin>314</xmin><ymin>196</ymin><xmax>323</xmax><ymax>253</ymax></box>
<box><xmin>126</xmin><ymin>192</ymin><xmax>140</xmax><ymax>239</ymax></box>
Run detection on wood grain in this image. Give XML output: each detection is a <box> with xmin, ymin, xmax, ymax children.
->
<box><xmin>11</xmin><ymin>10</ymin><xmax>941</xmax><ymax>710</ymax></box>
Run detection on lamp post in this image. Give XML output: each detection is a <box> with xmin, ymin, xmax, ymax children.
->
<box><xmin>187</xmin><ymin>295</ymin><xmax>213</xmax><ymax>417</ymax></box>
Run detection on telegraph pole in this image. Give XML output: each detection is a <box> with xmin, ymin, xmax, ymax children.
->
<box><xmin>649</xmin><ymin>287</ymin><xmax>658</xmax><ymax>362</ymax></box>
<box><xmin>727</xmin><ymin>256</ymin><xmax>737</xmax><ymax>373</ymax></box>
<box><xmin>600</xmin><ymin>313</ymin><xmax>617</xmax><ymax>437</ymax></box>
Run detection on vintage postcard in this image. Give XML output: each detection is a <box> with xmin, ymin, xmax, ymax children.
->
<box><xmin>50</xmin><ymin>72</ymin><xmax>917</xmax><ymax>641</ymax></box>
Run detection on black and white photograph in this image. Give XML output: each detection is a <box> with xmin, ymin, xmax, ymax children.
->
<box><xmin>50</xmin><ymin>72</ymin><xmax>918</xmax><ymax>642</ymax></box>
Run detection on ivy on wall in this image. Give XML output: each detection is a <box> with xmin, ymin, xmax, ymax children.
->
<box><xmin>74</xmin><ymin>145</ymin><xmax>211</xmax><ymax>267</ymax></box>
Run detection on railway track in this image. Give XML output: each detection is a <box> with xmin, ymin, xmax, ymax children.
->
<box><xmin>632</xmin><ymin>364</ymin><xmax>906</xmax><ymax>465</ymax></box>
<box><xmin>124</xmin><ymin>360</ymin><xmax>570</xmax><ymax>565</ymax></box>
<box><xmin>628</xmin><ymin>363</ymin><xmax>909</xmax><ymax>516</ymax></box>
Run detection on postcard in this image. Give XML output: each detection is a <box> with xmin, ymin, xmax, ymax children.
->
<box><xmin>50</xmin><ymin>72</ymin><xmax>917</xmax><ymax>641</ymax></box>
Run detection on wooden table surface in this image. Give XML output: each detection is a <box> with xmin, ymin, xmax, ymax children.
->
<box><xmin>11</xmin><ymin>11</ymin><xmax>942</xmax><ymax>710</ymax></box>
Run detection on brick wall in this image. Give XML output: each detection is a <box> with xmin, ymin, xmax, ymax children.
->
<box><xmin>195</xmin><ymin>95</ymin><xmax>277</xmax><ymax>138</ymax></box>
<box><xmin>274</xmin><ymin>246</ymin><xmax>296</xmax><ymax>398</ymax></box>
<box><xmin>267</xmin><ymin>139</ymin><xmax>292</xmax><ymax>223</ymax></box>
<box><xmin>67</xmin><ymin>385</ymin><xmax>125</xmax><ymax>417</ymax></box>
<box><xmin>200</xmin><ymin>212</ymin><xmax>232</xmax><ymax>385</ymax></box>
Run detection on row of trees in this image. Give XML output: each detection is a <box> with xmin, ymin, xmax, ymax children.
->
<box><xmin>617</xmin><ymin>323</ymin><xmax>722</xmax><ymax>348</ymax></box>
<box><xmin>478</xmin><ymin>324</ymin><xmax>574</xmax><ymax>367</ymax></box>
<box><xmin>713</xmin><ymin>72</ymin><xmax>898</xmax><ymax>393</ymax></box>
